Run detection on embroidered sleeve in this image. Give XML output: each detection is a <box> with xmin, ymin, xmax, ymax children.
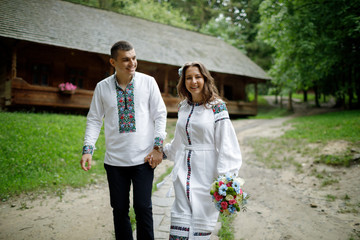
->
<box><xmin>82</xmin><ymin>145</ymin><xmax>94</xmax><ymax>155</ymax></box>
<box><xmin>83</xmin><ymin>82</ymin><xmax>104</xmax><ymax>155</ymax></box>
<box><xmin>148</xmin><ymin>76</ymin><xmax>167</xmax><ymax>147</ymax></box>
<box><xmin>212</xmin><ymin>101</ymin><xmax>230</xmax><ymax>123</ymax></box>
<box><xmin>154</xmin><ymin>136</ymin><xmax>164</xmax><ymax>148</ymax></box>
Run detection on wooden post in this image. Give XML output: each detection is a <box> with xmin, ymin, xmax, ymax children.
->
<box><xmin>219</xmin><ymin>75</ymin><xmax>224</xmax><ymax>98</ymax></box>
<box><xmin>4</xmin><ymin>47</ymin><xmax>16</xmax><ymax>106</ymax></box>
<box><xmin>255</xmin><ymin>80</ymin><xmax>258</xmax><ymax>103</ymax></box>
<box><xmin>11</xmin><ymin>47</ymin><xmax>17</xmax><ymax>79</ymax></box>
<box><xmin>164</xmin><ymin>67</ymin><xmax>169</xmax><ymax>95</ymax></box>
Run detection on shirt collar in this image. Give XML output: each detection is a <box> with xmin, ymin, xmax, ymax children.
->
<box><xmin>114</xmin><ymin>73</ymin><xmax>135</xmax><ymax>90</ymax></box>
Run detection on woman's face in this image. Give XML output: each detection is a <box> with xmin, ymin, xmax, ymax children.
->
<box><xmin>185</xmin><ymin>66</ymin><xmax>204</xmax><ymax>102</ymax></box>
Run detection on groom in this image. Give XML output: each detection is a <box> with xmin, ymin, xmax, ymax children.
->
<box><xmin>80</xmin><ymin>40</ymin><xmax>167</xmax><ymax>239</ymax></box>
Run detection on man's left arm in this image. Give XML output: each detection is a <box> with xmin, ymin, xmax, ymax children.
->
<box><xmin>145</xmin><ymin>77</ymin><xmax>167</xmax><ymax>168</ymax></box>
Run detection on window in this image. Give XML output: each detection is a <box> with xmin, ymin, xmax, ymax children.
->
<box><xmin>224</xmin><ymin>85</ymin><xmax>234</xmax><ymax>100</ymax></box>
<box><xmin>32</xmin><ymin>64</ymin><xmax>50</xmax><ymax>86</ymax></box>
<box><xmin>168</xmin><ymin>78</ymin><xmax>178</xmax><ymax>96</ymax></box>
<box><xmin>67</xmin><ymin>68</ymin><xmax>86</xmax><ymax>89</ymax></box>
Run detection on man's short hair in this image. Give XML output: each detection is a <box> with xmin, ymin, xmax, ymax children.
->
<box><xmin>111</xmin><ymin>41</ymin><xmax>134</xmax><ymax>59</ymax></box>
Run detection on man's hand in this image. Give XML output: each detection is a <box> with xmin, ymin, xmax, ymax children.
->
<box><xmin>144</xmin><ymin>149</ymin><xmax>163</xmax><ymax>168</ymax></box>
<box><xmin>80</xmin><ymin>154</ymin><xmax>92</xmax><ymax>171</ymax></box>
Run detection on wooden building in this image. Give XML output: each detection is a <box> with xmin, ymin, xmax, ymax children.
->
<box><xmin>0</xmin><ymin>0</ymin><xmax>270</xmax><ymax>116</ymax></box>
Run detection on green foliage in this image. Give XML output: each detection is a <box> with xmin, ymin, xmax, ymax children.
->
<box><xmin>201</xmin><ymin>15</ymin><xmax>247</xmax><ymax>51</ymax></box>
<box><xmin>113</xmin><ymin>0</ymin><xmax>194</xmax><ymax>30</ymax></box>
<box><xmin>258</xmin><ymin>0</ymin><xmax>360</xmax><ymax>108</ymax></box>
<box><xmin>0</xmin><ymin>112</ymin><xmax>106</xmax><ymax>200</ymax></box>
<box><xmin>218</xmin><ymin>214</ymin><xmax>235</xmax><ymax>240</ymax></box>
<box><xmin>63</xmin><ymin>0</ymin><xmax>195</xmax><ymax>30</ymax></box>
<box><xmin>199</xmin><ymin>0</ymin><xmax>274</xmax><ymax>70</ymax></box>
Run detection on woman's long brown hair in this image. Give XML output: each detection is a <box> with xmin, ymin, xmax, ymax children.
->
<box><xmin>176</xmin><ymin>61</ymin><xmax>220</xmax><ymax>105</ymax></box>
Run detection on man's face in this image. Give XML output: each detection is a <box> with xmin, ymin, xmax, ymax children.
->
<box><xmin>110</xmin><ymin>49</ymin><xmax>137</xmax><ymax>76</ymax></box>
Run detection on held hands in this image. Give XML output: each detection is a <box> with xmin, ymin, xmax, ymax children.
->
<box><xmin>80</xmin><ymin>153</ymin><xmax>92</xmax><ymax>171</ymax></box>
<box><xmin>144</xmin><ymin>149</ymin><xmax>163</xmax><ymax>168</ymax></box>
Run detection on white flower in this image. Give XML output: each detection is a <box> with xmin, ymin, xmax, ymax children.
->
<box><xmin>225</xmin><ymin>194</ymin><xmax>234</xmax><ymax>201</ymax></box>
<box><xmin>234</xmin><ymin>177</ymin><xmax>245</xmax><ymax>187</ymax></box>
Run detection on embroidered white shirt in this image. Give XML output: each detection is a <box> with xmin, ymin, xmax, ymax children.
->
<box><xmin>83</xmin><ymin>72</ymin><xmax>167</xmax><ymax>166</ymax></box>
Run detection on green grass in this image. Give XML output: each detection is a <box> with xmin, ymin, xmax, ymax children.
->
<box><xmin>0</xmin><ymin>111</ymin><xmax>106</xmax><ymax>201</ymax></box>
<box><xmin>292</xmin><ymin>93</ymin><xmax>316</xmax><ymax>102</ymax></box>
<box><xmin>248</xmin><ymin>95</ymin><xmax>293</xmax><ymax>119</ymax></box>
<box><xmin>0</xmin><ymin>112</ymin><xmax>181</xmax><ymax>202</ymax></box>
<box><xmin>283</xmin><ymin>110</ymin><xmax>360</xmax><ymax>143</ymax></box>
<box><xmin>248</xmin><ymin>110</ymin><xmax>360</xmax><ymax>170</ymax></box>
<box><xmin>315</xmin><ymin>153</ymin><xmax>355</xmax><ymax>167</ymax></box>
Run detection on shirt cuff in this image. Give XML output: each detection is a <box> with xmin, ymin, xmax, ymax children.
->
<box><xmin>82</xmin><ymin>145</ymin><xmax>94</xmax><ymax>155</ymax></box>
<box><xmin>153</xmin><ymin>137</ymin><xmax>164</xmax><ymax>148</ymax></box>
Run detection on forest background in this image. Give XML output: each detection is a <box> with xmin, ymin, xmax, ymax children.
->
<box><xmin>65</xmin><ymin>0</ymin><xmax>360</xmax><ymax>110</ymax></box>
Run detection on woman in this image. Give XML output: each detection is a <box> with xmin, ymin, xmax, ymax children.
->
<box><xmin>164</xmin><ymin>62</ymin><xmax>242</xmax><ymax>239</ymax></box>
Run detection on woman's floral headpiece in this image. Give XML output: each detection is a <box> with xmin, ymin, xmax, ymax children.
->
<box><xmin>178</xmin><ymin>67</ymin><xmax>183</xmax><ymax>77</ymax></box>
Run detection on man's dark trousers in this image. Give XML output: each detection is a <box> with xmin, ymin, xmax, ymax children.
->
<box><xmin>105</xmin><ymin>163</ymin><xmax>154</xmax><ymax>240</ymax></box>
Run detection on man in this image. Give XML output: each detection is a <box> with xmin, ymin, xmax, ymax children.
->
<box><xmin>80</xmin><ymin>40</ymin><xmax>167</xmax><ymax>240</ymax></box>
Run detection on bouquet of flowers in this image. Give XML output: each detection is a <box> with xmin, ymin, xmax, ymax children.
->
<box><xmin>210</xmin><ymin>173</ymin><xmax>249</xmax><ymax>215</ymax></box>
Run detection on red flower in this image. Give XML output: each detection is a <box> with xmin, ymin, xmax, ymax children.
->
<box><xmin>226</xmin><ymin>182</ymin><xmax>232</xmax><ymax>187</ymax></box>
<box><xmin>214</xmin><ymin>192</ymin><xmax>223</xmax><ymax>201</ymax></box>
<box><xmin>229</xmin><ymin>199</ymin><xmax>236</xmax><ymax>205</ymax></box>
<box><xmin>221</xmin><ymin>201</ymin><xmax>228</xmax><ymax>210</ymax></box>
<box><xmin>219</xmin><ymin>181</ymin><xmax>224</xmax><ymax>186</ymax></box>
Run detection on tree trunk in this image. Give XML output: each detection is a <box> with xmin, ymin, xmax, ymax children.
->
<box><xmin>303</xmin><ymin>90</ymin><xmax>308</xmax><ymax>102</ymax></box>
<box><xmin>98</xmin><ymin>0</ymin><xmax>113</xmax><ymax>9</ymax></box>
<box><xmin>288</xmin><ymin>91</ymin><xmax>294</xmax><ymax>112</ymax></box>
<box><xmin>356</xmin><ymin>64</ymin><xmax>360</xmax><ymax>108</ymax></box>
<box><xmin>348</xmin><ymin>64</ymin><xmax>355</xmax><ymax>109</ymax></box>
<box><xmin>314</xmin><ymin>85</ymin><xmax>320</xmax><ymax>107</ymax></box>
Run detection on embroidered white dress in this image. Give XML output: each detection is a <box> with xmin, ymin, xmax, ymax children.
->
<box><xmin>164</xmin><ymin>99</ymin><xmax>242</xmax><ymax>239</ymax></box>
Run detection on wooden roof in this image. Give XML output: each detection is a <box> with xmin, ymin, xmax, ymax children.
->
<box><xmin>0</xmin><ymin>0</ymin><xmax>270</xmax><ymax>80</ymax></box>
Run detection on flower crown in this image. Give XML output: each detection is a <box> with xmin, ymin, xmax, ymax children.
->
<box><xmin>178</xmin><ymin>67</ymin><xmax>183</xmax><ymax>77</ymax></box>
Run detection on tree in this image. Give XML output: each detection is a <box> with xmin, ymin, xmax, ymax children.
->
<box><xmin>258</xmin><ymin>0</ymin><xmax>360</xmax><ymax>108</ymax></box>
<box><xmin>199</xmin><ymin>0</ymin><xmax>274</xmax><ymax>71</ymax></box>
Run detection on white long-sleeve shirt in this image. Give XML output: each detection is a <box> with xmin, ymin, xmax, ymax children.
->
<box><xmin>82</xmin><ymin>72</ymin><xmax>167</xmax><ymax>166</ymax></box>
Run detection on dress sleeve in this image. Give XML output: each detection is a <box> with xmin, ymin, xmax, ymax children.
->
<box><xmin>82</xmin><ymin>84</ymin><xmax>104</xmax><ymax>155</ymax></box>
<box><xmin>149</xmin><ymin>77</ymin><xmax>167</xmax><ymax>149</ymax></box>
<box><xmin>213</xmin><ymin>101</ymin><xmax>242</xmax><ymax>176</ymax></box>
